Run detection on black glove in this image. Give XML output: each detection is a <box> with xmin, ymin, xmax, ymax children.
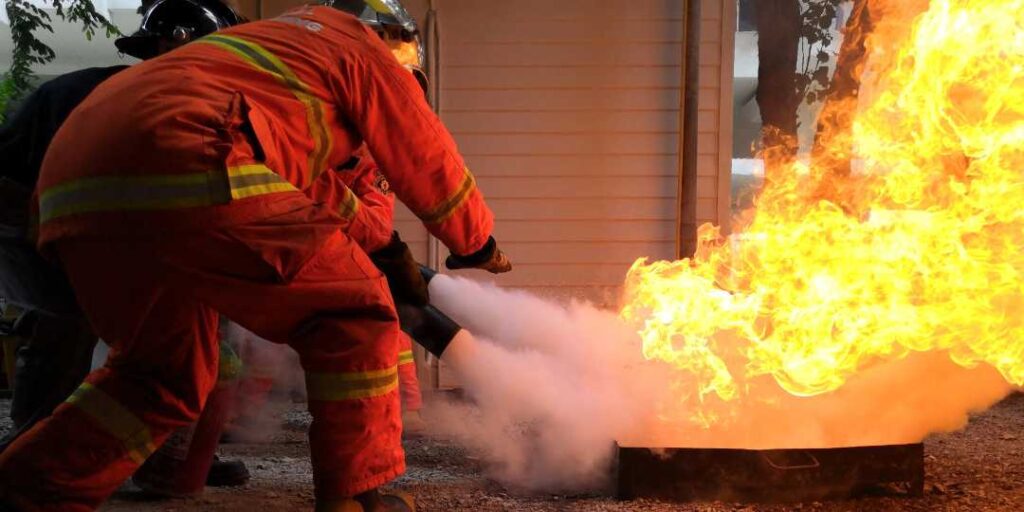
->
<box><xmin>369</xmin><ymin>232</ymin><xmax>429</xmax><ymax>306</ymax></box>
<box><xmin>445</xmin><ymin>236</ymin><xmax>512</xmax><ymax>274</ymax></box>
<box><xmin>395</xmin><ymin>303</ymin><xmax>462</xmax><ymax>359</ymax></box>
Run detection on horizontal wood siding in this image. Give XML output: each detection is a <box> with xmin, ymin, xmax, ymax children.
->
<box><xmin>436</xmin><ymin>0</ymin><xmax>684</xmax><ymax>307</ymax></box>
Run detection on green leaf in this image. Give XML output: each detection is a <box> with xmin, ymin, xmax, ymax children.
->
<box><xmin>3</xmin><ymin>0</ymin><xmax>122</xmax><ymax>103</ymax></box>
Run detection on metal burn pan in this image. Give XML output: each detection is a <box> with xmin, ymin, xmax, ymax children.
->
<box><xmin>615</xmin><ymin>443</ymin><xmax>924</xmax><ymax>503</ymax></box>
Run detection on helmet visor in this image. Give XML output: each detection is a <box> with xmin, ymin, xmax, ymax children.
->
<box><xmin>115</xmin><ymin>30</ymin><xmax>161</xmax><ymax>59</ymax></box>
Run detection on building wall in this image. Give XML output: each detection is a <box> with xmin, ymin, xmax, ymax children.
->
<box><xmin>423</xmin><ymin>0</ymin><xmax>690</xmax><ymax>308</ymax></box>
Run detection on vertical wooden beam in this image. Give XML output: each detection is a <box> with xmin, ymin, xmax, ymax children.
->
<box><xmin>233</xmin><ymin>0</ymin><xmax>261</xmax><ymax>20</ymax></box>
<box><xmin>676</xmin><ymin>0</ymin><xmax>702</xmax><ymax>258</ymax></box>
<box><xmin>717</xmin><ymin>0</ymin><xmax>737</xmax><ymax>234</ymax></box>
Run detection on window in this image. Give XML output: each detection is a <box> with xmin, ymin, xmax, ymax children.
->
<box><xmin>738</xmin><ymin>0</ymin><xmax>757</xmax><ymax>32</ymax></box>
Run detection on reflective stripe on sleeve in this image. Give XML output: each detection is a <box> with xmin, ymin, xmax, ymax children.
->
<box><xmin>305</xmin><ymin>366</ymin><xmax>399</xmax><ymax>401</ymax></box>
<box><xmin>337</xmin><ymin>185</ymin><xmax>361</xmax><ymax>221</ymax></box>
<box><xmin>65</xmin><ymin>383</ymin><xmax>157</xmax><ymax>464</ymax></box>
<box><xmin>417</xmin><ymin>167</ymin><xmax>478</xmax><ymax>224</ymax></box>
<box><xmin>398</xmin><ymin>350</ymin><xmax>414</xmax><ymax>365</ymax></box>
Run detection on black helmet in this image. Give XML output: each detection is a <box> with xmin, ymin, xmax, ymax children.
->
<box><xmin>115</xmin><ymin>0</ymin><xmax>243</xmax><ymax>60</ymax></box>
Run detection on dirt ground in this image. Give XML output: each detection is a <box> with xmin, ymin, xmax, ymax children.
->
<box><xmin>2</xmin><ymin>393</ymin><xmax>1023</xmax><ymax>511</ymax></box>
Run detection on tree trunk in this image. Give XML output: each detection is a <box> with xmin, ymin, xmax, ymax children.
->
<box><xmin>754</xmin><ymin>0</ymin><xmax>802</xmax><ymax>169</ymax></box>
<box><xmin>811</xmin><ymin>0</ymin><xmax>874</xmax><ymax>178</ymax></box>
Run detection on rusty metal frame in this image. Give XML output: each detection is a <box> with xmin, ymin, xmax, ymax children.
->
<box><xmin>616</xmin><ymin>443</ymin><xmax>925</xmax><ymax>503</ymax></box>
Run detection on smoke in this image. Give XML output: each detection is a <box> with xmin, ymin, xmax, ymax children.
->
<box><xmin>424</xmin><ymin>274</ymin><xmax>1016</xmax><ymax>492</ymax></box>
<box><xmin>220</xmin><ymin>321</ymin><xmax>306</xmax><ymax>442</ymax></box>
<box><xmin>426</xmin><ymin>274</ymin><xmax>665</xmax><ymax>491</ymax></box>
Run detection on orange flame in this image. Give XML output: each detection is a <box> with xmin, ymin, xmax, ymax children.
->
<box><xmin>620</xmin><ymin>0</ymin><xmax>1024</xmax><ymax>426</ymax></box>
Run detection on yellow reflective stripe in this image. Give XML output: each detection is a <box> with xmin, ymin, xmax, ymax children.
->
<box><xmin>338</xmin><ymin>185</ymin><xmax>361</xmax><ymax>221</ymax></box>
<box><xmin>38</xmin><ymin>165</ymin><xmax>297</xmax><ymax>223</ymax></box>
<box><xmin>199</xmin><ymin>35</ymin><xmax>333</xmax><ymax>185</ymax></box>
<box><xmin>230</xmin><ymin>164</ymin><xmax>280</xmax><ymax>177</ymax></box>
<box><xmin>227</xmin><ymin>164</ymin><xmax>298</xmax><ymax>199</ymax></box>
<box><xmin>418</xmin><ymin>167</ymin><xmax>477</xmax><ymax>224</ymax></box>
<box><xmin>305</xmin><ymin>366</ymin><xmax>399</xmax><ymax>401</ymax></box>
<box><xmin>398</xmin><ymin>350</ymin><xmax>414</xmax><ymax>365</ymax></box>
<box><xmin>65</xmin><ymin>383</ymin><xmax>157</xmax><ymax>464</ymax></box>
<box><xmin>218</xmin><ymin>342</ymin><xmax>244</xmax><ymax>383</ymax></box>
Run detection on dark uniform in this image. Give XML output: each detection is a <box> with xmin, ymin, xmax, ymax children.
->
<box><xmin>0</xmin><ymin>65</ymin><xmax>127</xmax><ymax>440</ymax></box>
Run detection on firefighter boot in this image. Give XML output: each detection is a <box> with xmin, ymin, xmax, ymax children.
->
<box><xmin>317</xmin><ymin>489</ymin><xmax>415</xmax><ymax>512</ymax></box>
<box><xmin>206</xmin><ymin>455</ymin><xmax>251</xmax><ymax>487</ymax></box>
<box><xmin>356</xmin><ymin>489</ymin><xmax>416</xmax><ymax>512</ymax></box>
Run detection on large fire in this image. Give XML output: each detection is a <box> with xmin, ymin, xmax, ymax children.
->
<box><xmin>620</xmin><ymin>0</ymin><xmax>1024</xmax><ymax>428</ymax></box>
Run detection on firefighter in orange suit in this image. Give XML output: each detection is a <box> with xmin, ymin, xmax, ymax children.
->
<box><xmin>314</xmin><ymin>147</ymin><xmax>425</xmax><ymax>423</ymax></box>
<box><xmin>0</xmin><ymin>2</ymin><xmax>511</xmax><ymax>511</ymax></box>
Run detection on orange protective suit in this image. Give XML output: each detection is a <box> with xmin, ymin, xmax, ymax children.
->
<box><xmin>312</xmin><ymin>147</ymin><xmax>423</xmax><ymax>410</ymax></box>
<box><xmin>314</xmin><ymin>146</ymin><xmax>397</xmax><ymax>253</ymax></box>
<box><xmin>227</xmin><ymin>149</ymin><xmax>422</xmax><ymax>424</ymax></box>
<box><xmin>0</xmin><ymin>6</ymin><xmax>490</xmax><ymax>510</ymax></box>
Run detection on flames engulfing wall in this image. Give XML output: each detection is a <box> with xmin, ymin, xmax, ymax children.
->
<box><xmin>425</xmin><ymin>0</ymin><xmax>1023</xmax><ymax>491</ymax></box>
<box><xmin>621</xmin><ymin>0</ymin><xmax>1024</xmax><ymax>426</ymax></box>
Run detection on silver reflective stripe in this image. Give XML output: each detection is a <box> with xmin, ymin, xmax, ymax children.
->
<box><xmin>39</xmin><ymin>173</ymin><xmax>230</xmax><ymax>223</ymax></box>
<box><xmin>38</xmin><ymin>165</ymin><xmax>298</xmax><ymax>223</ymax></box>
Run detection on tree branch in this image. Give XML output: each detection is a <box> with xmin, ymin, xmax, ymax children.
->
<box><xmin>1</xmin><ymin>0</ymin><xmax>121</xmax><ymax>118</ymax></box>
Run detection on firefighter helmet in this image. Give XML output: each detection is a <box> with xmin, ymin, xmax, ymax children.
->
<box><xmin>326</xmin><ymin>0</ymin><xmax>417</xmax><ymax>35</ymax></box>
<box><xmin>115</xmin><ymin>0</ymin><xmax>243</xmax><ymax>60</ymax></box>
<box><xmin>325</xmin><ymin>0</ymin><xmax>427</xmax><ymax>99</ymax></box>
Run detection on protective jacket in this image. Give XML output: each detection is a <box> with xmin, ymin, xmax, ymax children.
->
<box><xmin>36</xmin><ymin>6</ymin><xmax>492</xmax><ymax>257</ymax></box>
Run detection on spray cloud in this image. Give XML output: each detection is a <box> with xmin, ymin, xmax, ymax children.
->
<box><xmin>425</xmin><ymin>274</ymin><xmax>1015</xmax><ymax>492</ymax></box>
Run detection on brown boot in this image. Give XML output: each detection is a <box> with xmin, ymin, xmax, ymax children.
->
<box><xmin>316</xmin><ymin>489</ymin><xmax>415</xmax><ymax>512</ymax></box>
<box><xmin>355</xmin><ymin>488</ymin><xmax>416</xmax><ymax>512</ymax></box>
<box><xmin>314</xmin><ymin>499</ymin><xmax>364</xmax><ymax>512</ymax></box>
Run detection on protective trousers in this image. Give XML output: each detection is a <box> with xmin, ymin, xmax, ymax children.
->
<box><xmin>0</xmin><ymin>225</ymin><xmax>97</xmax><ymax>450</ymax></box>
<box><xmin>397</xmin><ymin>333</ymin><xmax>421</xmax><ymax>411</ymax></box>
<box><xmin>0</xmin><ymin>204</ymin><xmax>404</xmax><ymax>511</ymax></box>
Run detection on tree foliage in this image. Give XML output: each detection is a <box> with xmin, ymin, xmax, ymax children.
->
<box><xmin>754</xmin><ymin>0</ymin><xmax>848</xmax><ymax>166</ymax></box>
<box><xmin>796</xmin><ymin>0</ymin><xmax>846</xmax><ymax>106</ymax></box>
<box><xmin>1</xmin><ymin>0</ymin><xmax>120</xmax><ymax>117</ymax></box>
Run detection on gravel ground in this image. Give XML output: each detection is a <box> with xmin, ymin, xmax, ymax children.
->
<box><xmin>1</xmin><ymin>393</ymin><xmax>1022</xmax><ymax>511</ymax></box>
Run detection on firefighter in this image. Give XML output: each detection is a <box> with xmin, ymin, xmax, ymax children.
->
<box><xmin>313</xmin><ymin>148</ymin><xmax>428</xmax><ymax>431</ymax></box>
<box><xmin>0</xmin><ymin>0</ymin><xmax>248</xmax><ymax>485</ymax></box>
<box><xmin>0</xmin><ymin>0</ymin><xmax>510</xmax><ymax>510</ymax></box>
<box><xmin>160</xmin><ymin>3</ymin><xmax>427</xmax><ymax>490</ymax></box>
<box><xmin>227</xmin><ymin>149</ymin><xmax>431</xmax><ymax>443</ymax></box>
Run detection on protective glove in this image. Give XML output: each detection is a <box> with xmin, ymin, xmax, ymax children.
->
<box><xmin>369</xmin><ymin>232</ymin><xmax>429</xmax><ymax>306</ymax></box>
<box><xmin>445</xmin><ymin>236</ymin><xmax>512</xmax><ymax>274</ymax></box>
